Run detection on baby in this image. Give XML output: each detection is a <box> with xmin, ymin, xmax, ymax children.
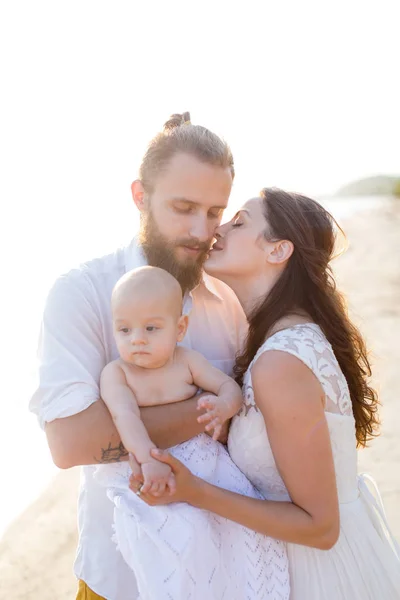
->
<box><xmin>100</xmin><ymin>265</ymin><xmax>243</xmax><ymax>496</ymax></box>
<box><xmin>95</xmin><ymin>266</ymin><xmax>284</xmax><ymax>598</ymax></box>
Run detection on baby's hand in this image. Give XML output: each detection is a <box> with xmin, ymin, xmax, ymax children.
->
<box><xmin>197</xmin><ymin>393</ymin><xmax>242</xmax><ymax>441</ymax></box>
<box><xmin>129</xmin><ymin>453</ymin><xmax>142</xmax><ymax>479</ymax></box>
<box><xmin>141</xmin><ymin>458</ymin><xmax>175</xmax><ymax>496</ymax></box>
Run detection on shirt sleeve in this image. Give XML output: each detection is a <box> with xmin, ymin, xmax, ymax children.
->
<box><xmin>29</xmin><ymin>269</ymin><xmax>107</xmax><ymax>429</ymax></box>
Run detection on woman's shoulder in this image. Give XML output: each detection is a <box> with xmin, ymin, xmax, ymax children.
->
<box><xmin>259</xmin><ymin>322</ymin><xmax>326</xmax><ymax>356</ymax></box>
<box><xmin>248</xmin><ymin>322</ymin><xmax>353</xmax><ymax>418</ymax></box>
<box><xmin>249</xmin><ymin>323</ymin><xmax>331</xmax><ymax>381</ymax></box>
<box><xmin>271</xmin><ymin>322</ymin><xmax>325</xmax><ymax>342</ymax></box>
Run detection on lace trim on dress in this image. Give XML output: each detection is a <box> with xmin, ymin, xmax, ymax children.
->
<box><xmin>239</xmin><ymin>324</ymin><xmax>353</xmax><ymax>418</ymax></box>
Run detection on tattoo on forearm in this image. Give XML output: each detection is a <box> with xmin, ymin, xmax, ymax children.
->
<box><xmin>95</xmin><ymin>442</ymin><xmax>128</xmax><ymax>464</ymax></box>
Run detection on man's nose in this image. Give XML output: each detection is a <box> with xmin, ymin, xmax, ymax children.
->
<box><xmin>189</xmin><ymin>215</ymin><xmax>212</xmax><ymax>243</ymax></box>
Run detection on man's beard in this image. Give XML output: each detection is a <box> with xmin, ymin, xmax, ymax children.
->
<box><xmin>138</xmin><ymin>208</ymin><xmax>211</xmax><ymax>293</ymax></box>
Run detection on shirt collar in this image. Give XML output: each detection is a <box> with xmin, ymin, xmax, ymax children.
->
<box><xmin>125</xmin><ymin>237</ymin><xmax>223</xmax><ymax>303</ymax></box>
<box><xmin>198</xmin><ymin>273</ymin><xmax>224</xmax><ymax>302</ymax></box>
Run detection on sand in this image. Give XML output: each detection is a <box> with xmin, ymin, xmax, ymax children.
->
<box><xmin>1</xmin><ymin>201</ymin><xmax>399</xmax><ymax>599</ymax></box>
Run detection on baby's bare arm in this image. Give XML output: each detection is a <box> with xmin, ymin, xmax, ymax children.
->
<box><xmin>100</xmin><ymin>362</ymin><xmax>156</xmax><ymax>462</ymax></box>
<box><xmin>187</xmin><ymin>351</ymin><xmax>243</xmax><ymax>419</ymax></box>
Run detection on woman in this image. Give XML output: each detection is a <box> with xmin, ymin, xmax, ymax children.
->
<box><xmin>137</xmin><ymin>188</ymin><xmax>400</xmax><ymax>599</ymax></box>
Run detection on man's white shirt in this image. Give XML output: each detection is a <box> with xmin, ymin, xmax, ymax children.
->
<box><xmin>30</xmin><ymin>238</ymin><xmax>247</xmax><ymax>600</ymax></box>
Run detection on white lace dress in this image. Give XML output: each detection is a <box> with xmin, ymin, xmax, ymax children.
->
<box><xmin>95</xmin><ymin>434</ymin><xmax>290</xmax><ymax>600</ymax></box>
<box><xmin>228</xmin><ymin>324</ymin><xmax>400</xmax><ymax>600</ymax></box>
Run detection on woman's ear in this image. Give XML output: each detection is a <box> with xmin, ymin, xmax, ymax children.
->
<box><xmin>131</xmin><ymin>180</ymin><xmax>146</xmax><ymax>211</ymax></box>
<box><xmin>268</xmin><ymin>240</ymin><xmax>294</xmax><ymax>265</ymax></box>
<box><xmin>177</xmin><ymin>315</ymin><xmax>189</xmax><ymax>342</ymax></box>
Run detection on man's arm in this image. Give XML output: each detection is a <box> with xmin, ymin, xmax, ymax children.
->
<box><xmin>45</xmin><ymin>395</ymin><xmax>204</xmax><ymax>468</ymax></box>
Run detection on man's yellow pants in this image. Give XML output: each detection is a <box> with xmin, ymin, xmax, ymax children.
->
<box><xmin>76</xmin><ymin>580</ymin><xmax>106</xmax><ymax>600</ymax></box>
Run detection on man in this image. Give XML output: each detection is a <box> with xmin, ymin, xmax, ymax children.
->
<box><xmin>30</xmin><ymin>112</ymin><xmax>247</xmax><ymax>600</ymax></box>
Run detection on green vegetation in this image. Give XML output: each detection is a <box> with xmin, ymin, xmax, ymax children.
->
<box><xmin>337</xmin><ymin>175</ymin><xmax>400</xmax><ymax>197</ymax></box>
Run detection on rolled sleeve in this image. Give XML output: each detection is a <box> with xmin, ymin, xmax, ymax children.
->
<box><xmin>30</xmin><ymin>270</ymin><xmax>107</xmax><ymax>429</ymax></box>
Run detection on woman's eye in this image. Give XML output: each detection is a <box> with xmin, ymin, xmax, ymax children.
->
<box><xmin>232</xmin><ymin>222</ymin><xmax>243</xmax><ymax>228</ymax></box>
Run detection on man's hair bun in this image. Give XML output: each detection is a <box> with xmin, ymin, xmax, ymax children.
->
<box><xmin>163</xmin><ymin>112</ymin><xmax>191</xmax><ymax>132</ymax></box>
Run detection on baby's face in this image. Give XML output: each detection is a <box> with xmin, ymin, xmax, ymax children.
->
<box><xmin>113</xmin><ymin>294</ymin><xmax>186</xmax><ymax>369</ymax></box>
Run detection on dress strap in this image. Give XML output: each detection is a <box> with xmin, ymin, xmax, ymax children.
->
<box><xmin>249</xmin><ymin>325</ymin><xmax>321</xmax><ymax>380</ymax></box>
<box><xmin>358</xmin><ymin>473</ymin><xmax>400</xmax><ymax>561</ymax></box>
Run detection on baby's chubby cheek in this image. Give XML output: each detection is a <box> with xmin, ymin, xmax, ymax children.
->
<box><xmin>118</xmin><ymin>344</ymin><xmax>137</xmax><ymax>365</ymax></box>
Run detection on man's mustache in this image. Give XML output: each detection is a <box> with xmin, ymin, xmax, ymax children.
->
<box><xmin>176</xmin><ymin>238</ymin><xmax>211</xmax><ymax>252</ymax></box>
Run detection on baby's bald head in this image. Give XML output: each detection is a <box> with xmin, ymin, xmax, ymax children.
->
<box><xmin>111</xmin><ymin>267</ymin><xmax>188</xmax><ymax>368</ymax></box>
<box><xmin>112</xmin><ymin>266</ymin><xmax>183</xmax><ymax>319</ymax></box>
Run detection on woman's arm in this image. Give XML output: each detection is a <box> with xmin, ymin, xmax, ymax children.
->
<box><xmin>142</xmin><ymin>350</ymin><xmax>340</xmax><ymax>550</ymax></box>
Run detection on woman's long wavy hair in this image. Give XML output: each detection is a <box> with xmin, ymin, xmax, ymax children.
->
<box><xmin>233</xmin><ymin>188</ymin><xmax>379</xmax><ymax>448</ymax></box>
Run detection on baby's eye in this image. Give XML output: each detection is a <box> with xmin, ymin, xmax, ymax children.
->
<box><xmin>232</xmin><ymin>221</ymin><xmax>243</xmax><ymax>228</ymax></box>
<box><xmin>120</xmin><ymin>327</ymin><xmax>130</xmax><ymax>334</ymax></box>
<box><xmin>146</xmin><ymin>326</ymin><xmax>157</xmax><ymax>332</ymax></box>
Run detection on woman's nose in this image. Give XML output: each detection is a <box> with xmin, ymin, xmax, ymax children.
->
<box><xmin>214</xmin><ymin>222</ymin><xmax>227</xmax><ymax>237</ymax></box>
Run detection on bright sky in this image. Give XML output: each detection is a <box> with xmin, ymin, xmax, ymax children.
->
<box><xmin>2</xmin><ymin>1</ymin><xmax>399</xmax><ymax>246</ymax></box>
<box><xmin>0</xmin><ymin>0</ymin><xmax>398</xmax><ymax>531</ymax></box>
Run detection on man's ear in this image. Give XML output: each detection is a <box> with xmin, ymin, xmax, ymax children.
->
<box><xmin>131</xmin><ymin>180</ymin><xmax>146</xmax><ymax>211</ymax></box>
<box><xmin>177</xmin><ymin>315</ymin><xmax>189</xmax><ymax>342</ymax></box>
<box><xmin>268</xmin><ymin>240</ymin><xmax>294</xmax><ymax>265</ymax></box>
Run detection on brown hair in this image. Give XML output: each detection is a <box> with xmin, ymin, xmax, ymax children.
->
<box><xmin>139</xmin><ymin>112</ymin><xmax>234</xmax><ymax>193</ymax></box>
<box><xmin>234</xmin><ymin>187</ymin><xmax>379</xmax><ymax>448</ymax></box>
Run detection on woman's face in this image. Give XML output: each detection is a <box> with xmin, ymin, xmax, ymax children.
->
<box><xmin>205</xmin><ymin>197</ymin><xmax>271</xmax><ymax>281</ymax></box>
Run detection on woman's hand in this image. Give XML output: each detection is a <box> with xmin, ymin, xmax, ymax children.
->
<box><xmin>129</xmin><ymin>449</ymin><xmax>201</xmax><ymax>507</ymax></box>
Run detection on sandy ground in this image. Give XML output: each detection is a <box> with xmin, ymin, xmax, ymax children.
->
<box><xmin>1</xmin><ymin>201</ymin><xmax>399</xmax><ymax>599</ymax></box>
